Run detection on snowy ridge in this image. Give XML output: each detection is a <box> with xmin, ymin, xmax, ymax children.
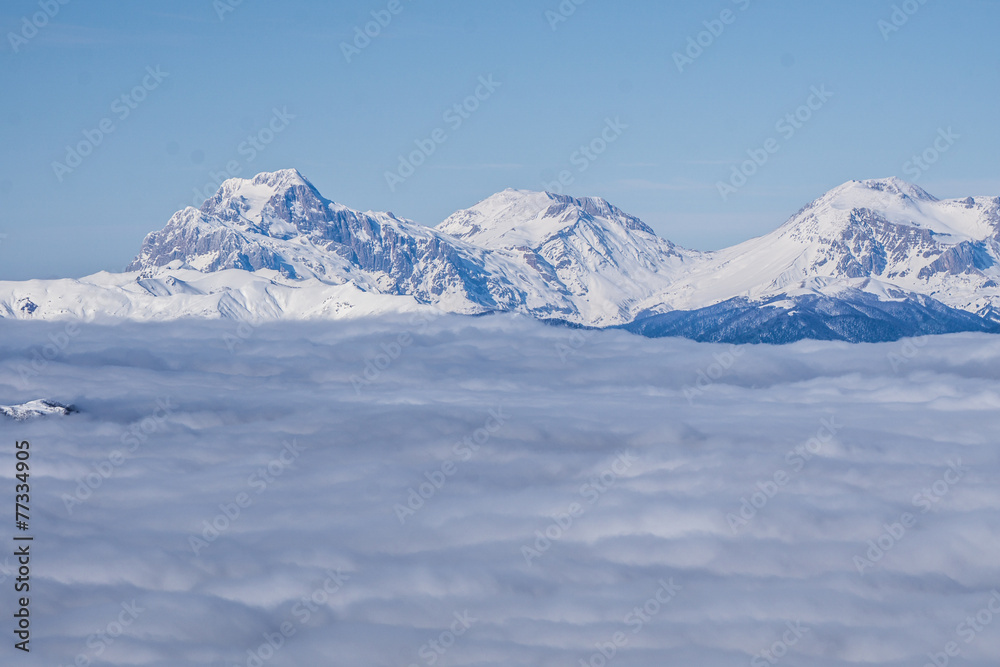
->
<box><xmin>3</xmin><ymin>171</ymin><xmax>1000</xmax><ymax>342</ymax></box>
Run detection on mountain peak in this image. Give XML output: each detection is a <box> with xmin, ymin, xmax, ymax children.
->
<box><xmin>776</xmin><ymin>177</ymin><xmax>943</xmax><ymax>235</ymax></box>
<box><xmin>437</xmin><ymin>188</ymin><xmax>656</xmax><ymax>249</ymax></box>
<box><xmin>207</xmin><ymin>168</ymin><xmax>318</xmax><ymax>207</ymax></box>
<box><xmin>197</xmin><ymin>169</ymin><xmax>328</xmax><ymax>230</ymax></box>
<box><xmin>249</xmin><ymin>168</ymin><xmax>311</xmax><ymax>189</ymax></box>
<box><xmin>831</xmin><ymin>177</ymin><xmax>937</xmax><ymax>203</ymax></box>
<box><xmin>490</xmin><ymin>188</ymin><xmax>628</xmax><ymax>219</ymax></box>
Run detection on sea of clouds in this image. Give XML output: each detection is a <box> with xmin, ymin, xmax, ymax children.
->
<box><xmin>1</xmin><ymin>314</ymin><xmax>999</xmax><ymax>666</ymax></box>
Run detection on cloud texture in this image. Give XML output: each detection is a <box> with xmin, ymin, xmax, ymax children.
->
<box><xmin>1</xmin><ymin>316</ymin><xmax>999</xmax><ymax>666</ymax></box>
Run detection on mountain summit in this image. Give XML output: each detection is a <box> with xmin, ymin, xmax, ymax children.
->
<box><xmin>438</xmin><ymin>188</ymin><xmax>692</xmax><ymax>322</ymax></box>
<box><xmin>4</xmin><ymin>171</ymin><xmax>1000</xmax><ymax>342</ymax></box>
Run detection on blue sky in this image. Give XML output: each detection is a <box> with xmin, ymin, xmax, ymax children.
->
<box><xmin>1</xmin><ymin>0</ymin><xmax>998</xmax><ymax>280</ymax></box>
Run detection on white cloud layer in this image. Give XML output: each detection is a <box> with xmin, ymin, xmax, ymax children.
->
<box><xmin>1</xmin><ymin>315</ymin><xmax>999</xmax><ymax>666</ymax></box>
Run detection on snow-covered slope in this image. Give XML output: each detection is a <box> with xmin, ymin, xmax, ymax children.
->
<box><xmin>636</xmin><ymin>178</ymin><xmax>1000</xmax><ymax>319</ymax></box>
<box><xmin>2</xmin><ymin>172</ymin><xmax>999</xmax><ymax>342</ymax></box>
<box><xmin>0</xmin><ymin>268</ymin><xmax>437</xmax><ymax>322</ymax></box>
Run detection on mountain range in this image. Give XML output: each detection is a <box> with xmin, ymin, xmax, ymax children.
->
<box><xmin>3</xmin><ymin>169</ymin><xmax>999</xmax><ymax>343</ymax></box>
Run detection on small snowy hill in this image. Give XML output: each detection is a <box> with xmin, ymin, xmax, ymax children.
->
<box><xmin>1</xmin><ymin>400</ymin><xmax>77</xmax><ymax>420</ymax></box>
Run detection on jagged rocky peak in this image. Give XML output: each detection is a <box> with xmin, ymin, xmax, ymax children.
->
<box><xmin>209</xmin><ymin>168</ymin><xmax>314</xmax><ymax>199</ymax></box>
<box><xmin>198</xmin><ymin>168</ymin><xmax>335</xmax><ymax>236</ymax></box>
<box><xmin>203</xmin><ymin>168</ymin><xmax>316</xmax><ymax>209</ymax></box>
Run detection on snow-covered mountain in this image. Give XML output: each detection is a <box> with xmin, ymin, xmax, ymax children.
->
<box><xmin>438</xmin><ymin>188</ymin><xmax>695</xmax><ymax>323</ymax></box>
<box><xmin>623</xmin><ymin>177</ymin><xmax>1000</xmax><ymax>341</ymax></box>
<box><xmin>126</xmin><ymin>169</ymin><xmax>544</xmax><ymax>316</ymax></box>
<box><xmin>635</xmin><ymin>177</ymin><xmax>1000</xmax><ymax>316</ymax></box>
<box><xmin>2</xmin><ymin>171</ymin><xmax>999</xmax><ymax>342</ymax></box>
<box><xmin>17</xmin><ymin>169</ymin><xmax>691</xmax><ymax>325</ymax></box>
